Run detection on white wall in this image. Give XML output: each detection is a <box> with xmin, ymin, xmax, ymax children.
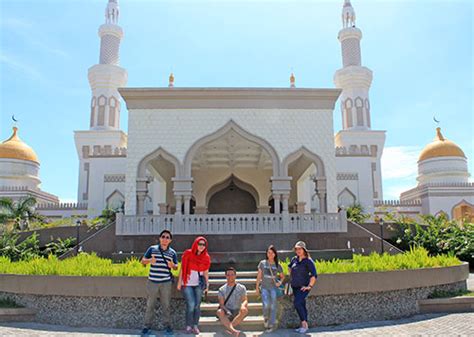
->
<box><xmin>125</xmin><ymin>108</ymin><xmax>338</xmax><ymax>214</ymax></box>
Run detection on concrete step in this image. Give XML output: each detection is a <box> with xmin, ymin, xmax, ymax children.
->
<box><xmin>206</xmin><ymin>289</ymin><xmax>259</xmax><ymax>301</ymax></box>
<box><xmin>208</xmin><ymin>271</ymin><xmax>258</xmax><ymax>278</ymax></box>
<box><xmin>0</xmin><ymin>308</ymin><xmax>36</xmax><ymax>322</ymax></box>
<box><xmin>208</xmin><ymin>278</ymin><xmax>257</xmax><ymax>290</ymax></box>
<box><xmin>200</xmin><ymin>302</ymin><xmax>262</xmax><ymax>316</ymax></box>
<box><xmin>199</xmin><ymin>315</ymin><xmax>265</xmax><ymax>332</ymax></box>
<box><xmin>418</xmin><ymin>296</ymin><xmax>474</xmax><ymax>313</ymax></box>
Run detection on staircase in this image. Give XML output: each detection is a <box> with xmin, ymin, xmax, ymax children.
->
<box><xmin>198</xmin><ymin>270</ymin><xmax>265</xmax><ymax>332</ymax></box>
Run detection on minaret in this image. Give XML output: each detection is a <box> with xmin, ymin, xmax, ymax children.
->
<box><xmin>88</xmin><ymin>0</ymin><xmax>128</xmax><ymax>131</ymax></box>
<box><xmin>334</xmin><ymin>0</ymin><xmax>373</xmax><ymax>130</ymax></box>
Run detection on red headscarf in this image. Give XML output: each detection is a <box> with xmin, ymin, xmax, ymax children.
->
<box><xmin>181</xmin><ymin>236</ymin><xmax>211</xmax><ymax>286</ymax></box>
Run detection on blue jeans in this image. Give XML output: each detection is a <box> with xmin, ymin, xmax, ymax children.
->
<box><xmin>261</xmin><ymin>287</ymin><xmax>278</xmax><ymax>326</ymax></box>
<box><xmin>293</xmin><ymin>287</ymin><xmax>309</xmax><ymax>322</ymax></box>
<box><xmin>182</xmin><ymin>285</ymin><xmax>203</xmax><ymax>327</ymax></box>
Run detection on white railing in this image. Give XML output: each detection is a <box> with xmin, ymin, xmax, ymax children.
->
<box><xmin>116</xmin><ymin>211</ymin><xmax>347</xmax><ymax>235</ymax></box>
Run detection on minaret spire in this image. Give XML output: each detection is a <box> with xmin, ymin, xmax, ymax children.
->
<box><xmin>342</xmin><ymin>0</ymin><xmax>356</xmax><ymax>28</ymax></box>
<box><xmin>87</xmin><ymin>0</ymin><xmax>128</xmax><ymax>131</ymax></box>
<box><xmin>105</xmin><ymin>0</ymin><xmax>120</xmax><ymax>25</ymax></box>
<box><xmin>334</xmin><ymin>0</ymin><xmax>372</xmax><ymax>130</ymax></box>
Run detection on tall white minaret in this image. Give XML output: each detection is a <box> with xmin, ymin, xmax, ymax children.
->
<box><xmin>333</xmin><ymin>0</ymin><xmax>386</xmax><ymax>208</ymax></box>
<box><xmin>88</xmin><ymin>0</ymin><xmax>128</xmax><ymax>131</ymax></box>
<box><xmin>334</xmin><ymin>0</ymin><xmax>373</xmax><ymax>130</ymax></box>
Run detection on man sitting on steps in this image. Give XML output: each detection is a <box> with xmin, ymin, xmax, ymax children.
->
<box><xmin>216</xmin><ymin>267</ymin><xmax>248</xmax><ymax>336</ymax></box>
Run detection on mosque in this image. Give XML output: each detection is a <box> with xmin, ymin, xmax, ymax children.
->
<box><xmin>1</xmin><ymin>0</ymin><xmax>473</xmax><ymax>232</ymax></box>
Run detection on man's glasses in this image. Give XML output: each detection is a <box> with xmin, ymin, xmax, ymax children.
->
<box><xmin>160</xmin><ymin>236</ymin><xmax>171</xmax><ymax>239</ymax></box>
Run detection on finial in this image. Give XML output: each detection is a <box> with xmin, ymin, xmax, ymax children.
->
<box><xmin>168</xmin><ymin>73</ymin><xmax>175</xmax><ymax>88</ymax></box>
<box><xmin>436</xmin><ymin>127</ymin><xmax>445</xmax><ymax>141</ymax></box>
<box><xmin>105</xmin><ymin>0</ymin><xmax>120</xmax><ymax>24</ymax></box>
<box><xmin>342</xmin><ymin>0</ymin><xmax>356</xmax><ymax>28</ymax></box>
<box><xmin>290</xmin><ymin>73</ymin><xmax>296</xmax><ymax>88</ymax></box>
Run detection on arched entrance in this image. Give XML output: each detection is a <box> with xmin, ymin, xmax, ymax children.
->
<box><xmin>208</xmin><ymin>176</ymin><xmax>257</xmax><ymax>214</ymax></box>
<box><xmin>452</xmin><ymin>200</ymin><xmax>474</xmax><ymax>222</ymax></box>
<box><xmin>183</xmin><ymin>121</ymin><xmax>278</xmax><ymax>214</ymax></box>
<box><xmin>135</xmin><ymin>148</ymin><xmax>180</xmax><ymax>215</ymax></box>
<box><xmin>282</xmin><ymin>147</ymin><xmax>327</xmax><ymax>213</ymax></box>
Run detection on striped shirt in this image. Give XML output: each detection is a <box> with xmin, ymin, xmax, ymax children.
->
<box><xmin>144</xmin><ymin>245</ymin><xmax>178</xmax><ymax>283</ymax></box>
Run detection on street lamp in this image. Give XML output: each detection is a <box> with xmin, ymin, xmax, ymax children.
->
<box><xmin>76</xmin><ymin>220</ymin><xmax>81</xmax><ymax>254</ymax></box>
<box><xmin>374</xmin><ymin>215</ymin><xmax>384</xmax><ymax>254</ymax></box>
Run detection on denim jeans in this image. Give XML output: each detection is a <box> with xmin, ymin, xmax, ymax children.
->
<box><xmin>182</xmin><ymin>285</ymin><xmax>203</xmax><ymax>327</ymax></box>
<box><xmin>292</xmin><ymin>287</ymin><xmax>309</xmax><ymax>322</ymax></box>
<box><xmin>261</xmin><ymin>287</ymin><xmax>278</xmax><ymax>326</ymax></box>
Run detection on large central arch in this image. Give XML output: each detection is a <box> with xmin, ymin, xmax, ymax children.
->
<box><xmin>183</xmin><ymin>120</ymin><xmax>280</xmax><ymax>177</ymax></box>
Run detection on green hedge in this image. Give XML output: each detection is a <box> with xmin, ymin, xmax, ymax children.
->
<box><xmin>0</xmin><ymin>248</ymin><xmax>460</xmax><ymax>277</ymax></box>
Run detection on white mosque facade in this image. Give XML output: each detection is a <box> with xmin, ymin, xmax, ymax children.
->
<box><xmin>1</xmin><ymin>0</ymin><xmax>473</xmax><ymax>228</ymax></box>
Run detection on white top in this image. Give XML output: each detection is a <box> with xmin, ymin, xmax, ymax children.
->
<box><xmin>183</xmin><ymin>270</ymin><xmax>200</xmax><ymax>286</ymax></box>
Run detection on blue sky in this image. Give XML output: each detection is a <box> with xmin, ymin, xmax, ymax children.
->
<box><xmin>1</xmin><ymin>0</ymin><xmax>472</xmax><ymax>202</ymax></box>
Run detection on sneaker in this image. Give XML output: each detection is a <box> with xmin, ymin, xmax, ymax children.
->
<box><xmin>141</xmin><ymin>328</ymin><xmax>150</xmax><ymax>335</ymax></box>
<box><xmin>297</xmin><ymin>327</ymin><xmax>308</xmax><ymax>334</ymax></box>
<box><xmin>185</xmin><ymin>326</ymin><xmax>193</xmax><ymax>334</ymax></box>
<box><xmin>192</xmin><ymin>326</ymin><xmax>200</xmax><ymax>334</ymax></box>
<box><xmin>164</xmin><ymin>327</ymin><xmax>174</xmax><ymax>335</ymax></box>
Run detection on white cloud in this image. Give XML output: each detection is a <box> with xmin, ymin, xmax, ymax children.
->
<box><xmin>381</xmin><ymin>146</ymin><xmax>420</xmax><ymax>180</ymax></box>
<box><xmin>0</xmin><ymin>53</ymin><xmax>42</xmax><ymax>80</ymax></box>
<box><xmin>381</xmin><ymin>146</ymin><xmax>421</xmax><ymax>200</ymax></box>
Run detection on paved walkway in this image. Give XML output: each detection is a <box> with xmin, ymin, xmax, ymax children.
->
<box><xmin>1</xmin><ymin>313</ymin><xmax>473</xmax><ymax>336</ymax></box>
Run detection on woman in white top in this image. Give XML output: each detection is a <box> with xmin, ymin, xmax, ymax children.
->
<box><xmin>177</xmin><ymin>236</ymin><xmax>211</xmax><ymax>334</ymax></box>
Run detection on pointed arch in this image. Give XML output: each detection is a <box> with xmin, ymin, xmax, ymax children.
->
<box><xmin>281</xmin><ymin>146</ymin><xmax>326</xmax><ymax>177</ymax></box>
<box><xmin>338</xmin><ymin>187</ymin><xmax>356</xmax><ymax>207</ymax></box>
<box><xmin>205</xmin><ymin>174</ymin><xmax>260</xmax><ymax>206</ymax></box>
<box><xmin>106</xmin><ymin>189</ymin><xmax>125</xmax><ymax>209</ymax></box>
<box><xmin>137</xmin><ymin>147</ymin><xmax>181</xmax><ymax>178</ymax></box>
<box><xmin>183</xmin><ymin>120</ymin><xmax>280</xmax><ymax>177</ymax></box>
<box><xmin>451</xmin><ymin>199</ymin><xmax>474</xmax><ymax>221</ymax></box>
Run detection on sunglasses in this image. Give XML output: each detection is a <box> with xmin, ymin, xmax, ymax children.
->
<box><xmin>160</xmin><ymin>236</ymin><xmax>171</xmax><ymax>239</ymax></box>
<box><xmin>198</xmin><ymin>242</ymin><xmax>206</xmax><ymax>247</ymax></box>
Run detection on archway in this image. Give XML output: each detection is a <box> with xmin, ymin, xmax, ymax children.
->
<box><xmin>136</xmin><ymin>147</ymin><xmax>180</xmax><ymax>215</ymax></box>
<box><xmin>452</xmin><ymin>200</ymin><xmax>474</xmax><ymax>222</ymax></box>
<box><xmin>184</xmin><ymin>121</ymin><xmax>278</xmax><ymax>213</ymax></box>
<box><xmin>207</xmin><ymin>176</ymin><xmax>257</xmax><ymax>214</ymax></box>
<box><xmin>282</xmin><ymin>147</ymin><xmax>327</xmax><ymax>213</ymax></box>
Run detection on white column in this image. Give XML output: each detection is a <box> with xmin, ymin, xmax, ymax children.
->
<box><xmin>273</xmin><ymin>194</ymin><xmax>281</xmax><ymax>214</ymax></box>
<box><xmin>175</xmin><ymin>196</ymin><xmax>183</xmax><ymax>215</ymax></box>
<box><xmin>183</xmin><ymin>195</ymin><xmax>191</xmax><ymax>215</ymax></box>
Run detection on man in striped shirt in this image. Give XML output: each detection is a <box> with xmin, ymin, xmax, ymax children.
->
<box><xmin>141</xmin><ymin>229</ymin><xmax>178</xmax><ymax>335</ymax></box>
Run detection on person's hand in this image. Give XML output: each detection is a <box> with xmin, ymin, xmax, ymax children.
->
<box><xmin>255</xmin><ymin>286</ymin><xmax>260</xmax><ymax>296</ymax></box>
<box><xmin>150</xmin><ymin>255</ymin><xmax>157</xmax><ymax>264</ymax></box>
<box><xmin>177</xmin><ymin>283</ymin><xmax>182</xmax><ymax>291</ymax></box>
<box><xmin>301</xmin><ymin>286</ymin><xmax>312</xmax><ymax>292</ymax></box>
<box><xmin>167</xmin><ymin>260</ymin><xmax>176</xmax><ymax>269</ymax></box>
<box><xmin>204</xmin><ymin>286</ymin><xmax>209</xmax><ymax>295</ymax></box>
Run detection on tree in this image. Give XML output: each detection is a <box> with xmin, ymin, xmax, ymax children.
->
<box><xmin>0</xmin><ymin>197</ymin><xmax>42</xmax><ymax>231</ymax></box>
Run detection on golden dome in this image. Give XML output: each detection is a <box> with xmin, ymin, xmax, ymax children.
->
<box><xmin>0</xmin><ymin>127</ymin><xmax>39</xmax><ymax>163</ymax></box>
<box><xmin>418</xmin><ymin>127</ymin><xmax>465</xmax><ymax>162</ymax></box>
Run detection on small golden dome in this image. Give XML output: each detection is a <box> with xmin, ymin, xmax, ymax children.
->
<box><xmin>418</xmin><ymin>127</ymin><xmax>465</xmax><ymax>162</ymax></box>
<box><xmin>0</xmin><ymin>127</ymin><xmax>39</xmax><ymax>164</ymax></box>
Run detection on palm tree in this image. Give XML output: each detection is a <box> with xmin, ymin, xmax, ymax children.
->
<box><xmin>0</xmin><ymin>197</ymin><xmax>40</xmax><ymax>231</ymax></box>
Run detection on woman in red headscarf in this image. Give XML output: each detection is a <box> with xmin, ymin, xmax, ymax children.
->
<box><xmin>177</xmin><ymin>236</ymin><xmax>211</xmax><ymax>334</ymax></box>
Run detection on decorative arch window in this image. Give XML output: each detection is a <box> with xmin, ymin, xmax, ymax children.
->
<box><xmin>355</xmin><ymin>97</ymin><xmax>364</xmax><ymax>126</ymax></box>
<box><xmin>344</xmin><ymin>98</ymin><xmax>353</xmax><ymax>128</ymax></box>
<box><xmin>97</xmin><ymin>95</ymin><xmax>107</xmax><ymax>126</ymax></box>
<box><xmin>109</xmin><ymin>96</ymin><xmax>118</xmax><ymax>127</ymax></box>
<box><xmin>90</xmin><ymin>97</ymin><xmax>97</xmax><ymax>127</ymax></box>
<box><xmin>365</xmin><ymin>98</ymin><xmax>371</xmax><ymax>128</ymax></box>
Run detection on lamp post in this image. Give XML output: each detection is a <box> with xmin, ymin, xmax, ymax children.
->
<box><xmin>379</xmin><ymin>217</ymin><xmax>384</xmax><ymax>254</ymax></box>
<box><xmin>374</xmin><ymin>215</ymin><xmax>384</xmax><ymax>254</ymax></box>
<box><xmin>76</xmin><ymin>220</ymin><xmax>81</xmax><ymax>254</ymax></box>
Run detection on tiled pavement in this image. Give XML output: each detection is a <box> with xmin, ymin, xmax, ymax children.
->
<box><xmin>0</xmin><ymin>313</ymin><xmax>473</xmax><ymax>336</ymax></box>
